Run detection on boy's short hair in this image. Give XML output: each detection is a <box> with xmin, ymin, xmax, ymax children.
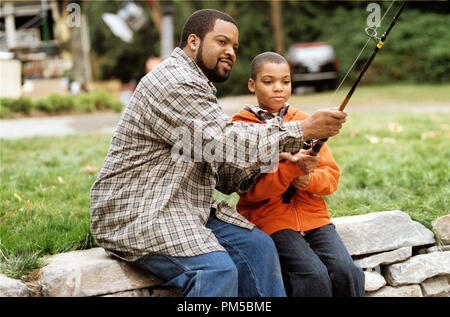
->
<box><xmin>179</xmin><ymin>9</ymin><xmax>238</xmax><ymax>48</ymax></box>
<box><xmin>250</xmin><ymin>52</ymin><xmax>289</xmax><ymax>80</ymax></box>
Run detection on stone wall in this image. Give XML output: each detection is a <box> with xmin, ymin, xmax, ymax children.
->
<box><xmin>1</xmin><ymin>210</ymin><xmax>449</xmax><ymax>297</ymax></box>
<box><xmin>332</xmin><ymin>211</ymin><xmax>449</xmax><ymax>297</ymax></box>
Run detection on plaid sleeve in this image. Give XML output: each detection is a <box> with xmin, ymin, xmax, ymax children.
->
<box><xmin>140</xmin><ymin>79</ymin><xmax>304</xmax><ymax>194</ymax></box>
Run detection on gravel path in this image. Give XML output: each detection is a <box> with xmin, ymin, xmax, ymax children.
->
<box><xmin>1</xmin><ymin>97</ymin><xmax>449</xmax><ymax>140</ymax></box>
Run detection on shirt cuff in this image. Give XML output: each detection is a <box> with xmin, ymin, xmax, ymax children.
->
<box><xmin>280</xmin><ymin>121</ymin><xmax>304</xmax><ymax>154</ymax></box>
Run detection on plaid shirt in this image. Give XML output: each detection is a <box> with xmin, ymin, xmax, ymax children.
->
<box><xmin>90</xmin><ymin>48</ymin><xmax>304</xmax><ymax>261</ymax></box>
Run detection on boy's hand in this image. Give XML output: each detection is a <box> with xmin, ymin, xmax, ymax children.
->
<box><xmin>301</xmin><ymin>108</ymin><xmax>347</xmax><ymax>140</ymax></box>
<box><xmin>292</xmin><ymin>174</ymin><xmax>311</xmax><ymax>190</ymax></box>
<box><xmin>294</xmin><ymin>149</ymin><xmax>319</xmax><ymax>175</ymax></box>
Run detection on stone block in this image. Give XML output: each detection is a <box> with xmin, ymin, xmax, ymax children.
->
<box><xmin>332</xmin><ymin>210</ymin><xmax>435</xmax><ymax>256</ymax></box>
<box><xmin>365</xmin><ymin>285</ymin><xmax>423</xmax><ymax>297</ymax></box>
<box><xmin>432</xmin><ymin>215</ymin><xmax>450</xmax><ymax>244</ymax></box>
<box><xmin>39</xmin><ymin>248</ymin><xmax>159</xmax><ymax>297</ymax></box>
<box><xmin>101</xmin><ymin>289</ymin><xmax>152</xmax><ymax>297</ymax></box>
<box><xmin>364</xmin><ymin>271</ymin><xmax>386</xmax><ymax>292</ymax></box>
<box><xmin>418</xmin><ymin>245</ymin><xmax>450</xmax><ymax>254</ymax></box>
<box><xmin>354</xmin><ymin>246</ymin><xmax>412</xmax><ymax>269</ymax></box>
<box><xmin>0</xmin><ymin>274</ymin><xmax>30</xmax><ymax>297</ymax></box>
<box><xmin>150</xmin><ymin>287</ymin><xmax>183</xmax><ymax>297</ymax></box>
<box><xmin>384</xmin><ymin>251</ymin><xmax>450</xmax><ymax>286</ymax></box>
<box><xmin>420</xmin><ymin>275</ymin><xmax>450</xmax><ymax>297</ymax></box>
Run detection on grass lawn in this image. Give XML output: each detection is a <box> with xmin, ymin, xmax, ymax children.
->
<box><xmin>1</xmin><ymin>101</ymin><xmax>449</xmax><ymax>279</ymax></box>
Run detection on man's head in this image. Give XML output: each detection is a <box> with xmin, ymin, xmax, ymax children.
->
<box><xmin>248</xmin><ymin>52</ymin><xmax>292</xmax><ymax>113</ymax></box>
<box><xmin>180</xmin><ymin>9</ymin><xmax>239</xmax><ymax>83</ymax></box>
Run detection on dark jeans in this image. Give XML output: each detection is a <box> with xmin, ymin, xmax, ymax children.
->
<box><xmin>135</xmin><ymin>212</ymin><xmax>286</xmax><ymax>297</ymax></box>
<box><xmin>271</xmin><ymin>224</ymin><xmax>365</xmax><ymax>297</ymax></box>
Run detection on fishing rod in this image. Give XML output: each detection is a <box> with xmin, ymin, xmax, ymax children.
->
<box><xmin>282</xmin><ymin>1</ymin><xmax>407</xmax><ymax>204</ymax></box>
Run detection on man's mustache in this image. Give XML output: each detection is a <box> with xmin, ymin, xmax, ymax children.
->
<box><xmin>218</xmin><ymin>57</ymin><xmax>233</xmax><ymax>66</ymax></box>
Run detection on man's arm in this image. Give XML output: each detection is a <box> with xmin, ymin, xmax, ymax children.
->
<box><xmin>143</xmin><ymin>80</ymin><xmax>304</xmax><ymax>169</ymax></box>
<box><xmin>138</xmin><ymin>79</ymin><xmax>345</xmax><ymax>194</ymax></box>
<box><xmin>301</xmin><ymin>109</ymin><xmax>347</xmax><ymax>140</ymax></box>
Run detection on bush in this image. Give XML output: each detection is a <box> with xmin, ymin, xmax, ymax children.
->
<box><xmin>0</xmin><ymin>92</ymin><xmax>124</xmax><ymax>118</ymax></box>
<box><xmin>34</xmin><ymin>94</ymin><xmax>75</xmax><ymax>113</ymax></box>
<box><xmin>0</xmin><ymin>98</ymin><xmax>33</xmax><ymax>117</ymax></box>
<box><xmin>72</xmin><ymin>92</ymin><xmax>124</xmax><ymax>113</ymax></box>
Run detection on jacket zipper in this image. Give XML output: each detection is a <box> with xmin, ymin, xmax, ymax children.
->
<box><xmin>292</xmin><ymin>198</ymin><xmax>301</xmax><ymax>233</ymax></box>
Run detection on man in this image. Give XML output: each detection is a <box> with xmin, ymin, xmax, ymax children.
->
<box><xmin>90</xmin><ymin>9</ymin><xmax>346</xmax><ymax>297</ymax></box>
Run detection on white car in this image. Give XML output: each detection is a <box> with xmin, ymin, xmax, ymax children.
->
<box><xmin>287</xmin><ymin>42</ymin><xmax>339</xmax><ymax>92</ymax></box>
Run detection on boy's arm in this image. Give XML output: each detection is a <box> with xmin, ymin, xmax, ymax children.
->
<box><xmin>296</xmin><ymin>143</ymin><xmax>340</xmax><ymax>196</ymax></box>
<box><xmin>240</xmin><ymin>159</ymin><xmax>305</xmax><ymax>202</ymax></box>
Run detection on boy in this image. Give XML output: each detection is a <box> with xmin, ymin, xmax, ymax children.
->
<box><xmin>232</xmin><ymin>52</ymin><xmax>365</xmax><ymax>297</ymax></box>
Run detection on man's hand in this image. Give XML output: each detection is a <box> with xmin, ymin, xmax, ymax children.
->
<box><xmin>292</xmin><ymin>174</ymin><xmax>311</xmax><ymax>190</ymax></box>
<box><xmin>301</xmin><ymin>108</ymin><xmax>347</xmax><ymax>140</ymax></box>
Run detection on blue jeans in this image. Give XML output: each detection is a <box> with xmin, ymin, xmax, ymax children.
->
<box><xmin>135</xmin><ymin>211</ymin><xmax>286</xmax><ymax>297</ymax></box>
<box><xmin>271</xmin><ymin>224</ymin><xmax>365</xmax><ymax>297</ymax></box>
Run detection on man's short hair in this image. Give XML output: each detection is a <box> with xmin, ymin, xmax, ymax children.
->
<box><xmin>250</xmin><ymin>52</ymin><xmax>289</xmax><ymax>80</ymax></box>
<box><xmin>179</xmin><ymin>9</ymin><xmax>238</xmax><ymax>48</ymax></box>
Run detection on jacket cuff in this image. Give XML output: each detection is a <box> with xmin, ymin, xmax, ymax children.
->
<box><xmin>278</xmin><ymin>161</ymin><xmax>305</xmax><ymax>184</ymax></box>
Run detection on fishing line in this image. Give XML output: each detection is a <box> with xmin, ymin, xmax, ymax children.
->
<box><xmin>326</xmin><ymin>0</ymin><xmax>396</xmax><ymax>108</ymax></box>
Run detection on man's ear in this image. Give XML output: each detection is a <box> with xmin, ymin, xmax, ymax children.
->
<box><xmin>187</xmin><ymin>34</ymin><xmax>200</xmax><ymax>52</ymax></box>
<box><xmin>248</xmin><ymin>78</ymin><xmax>256</xmax><ymax>93</ymax></box>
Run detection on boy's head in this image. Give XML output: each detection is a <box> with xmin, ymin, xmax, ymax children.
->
<box><xmin>248</xmin><ymin>52</ymin><xmax>291</xmax><ymax>113</ymax></box>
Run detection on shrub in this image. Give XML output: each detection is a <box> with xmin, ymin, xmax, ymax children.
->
<box><xmin>34</xmin><ymin>94</ymin><xmax>75</xmax><ymax>113</ymax></box>
<box><xmin>0</xmin><ymin>98</ymin><xmax>33</xmax><ymax>117</ymax></box>
<box><xmin>0</xmin><ymin>93</ymin><xmax>124</xmax><ymax>118</ymax></box>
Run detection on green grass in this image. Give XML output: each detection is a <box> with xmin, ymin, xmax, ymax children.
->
<box><xmin>0</xmin><ymin>134</ymin><xmax>110</xmax><ymax>278</ymax></box>
<box><xmin>1</xmin><ymin>110</ymin><xmax>449</xmax><ymax>279</ymax></box>
<box><xmin>325</xmin><ymin>112</ymin><xmax>449</xmax><ymax>224</ymax></box>
<box><xmin>291</xmin><ymin>83</ymin><xmax>450</xmax><ymax>106</ymax></box>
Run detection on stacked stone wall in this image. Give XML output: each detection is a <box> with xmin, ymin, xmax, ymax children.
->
<box><xmin>1</xmin><ymin>211</ymin><xmax>449</xmax><ymax>297</ymax></box>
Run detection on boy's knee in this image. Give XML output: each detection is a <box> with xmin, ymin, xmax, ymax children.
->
<box><xmin>332</xmin><ymin>260</ymin><xmax>363</xmax><ymax>280</ymax></box>
<box><xmin>329</xmin><ymin>260</ymin><xmax>365</xmax><ymax>291</ymax></box>
<box><xmin>289</xmin><ymin>265</ymin><xmax>332</xmax><ymax>297</ymax></box>
<box><xmin>311</xmin><ymin>265</ymin><xmax>332</xmax><ymax>286</ymax></box>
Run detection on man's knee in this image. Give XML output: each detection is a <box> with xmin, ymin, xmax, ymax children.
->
<box><xmin>249</xmin><ymin>228</ymin><xmax>278</xmax><ymax>255</ymax></box>
<box><xmin>198</xmin><ymin>255</ymin><xmax>239</xmax><ymax>296</ymax></box>
<box><xmin>214</xmin><ymin>258</ymin><xmax>239</xmax><ymax>280</ymax></box>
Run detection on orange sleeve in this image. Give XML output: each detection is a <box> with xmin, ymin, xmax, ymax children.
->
<box><xmin>300</xmin><ymin>143</ymin><xmax>340</xmax><ymax>196</ymax></box>
<box><xmin>240</xmin><ymin>160</ymin><xmax>305</xmax><ymax>202</ymax></box>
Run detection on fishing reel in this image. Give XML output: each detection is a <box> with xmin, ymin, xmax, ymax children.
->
<box><xmin>302</xmin><ymin>139</ymin><xmax>313</xmax><ymax>150</ymax></box>
<box><xmin>302</xmin><ymin>139</ymin><xmax>325</xmax><ymax>156</ymax></box>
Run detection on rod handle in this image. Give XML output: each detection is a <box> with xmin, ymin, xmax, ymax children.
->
<box><xmin>310</xmin><ymin>138</ymin><xmax>327</xmax><ymax>156</ymax></box>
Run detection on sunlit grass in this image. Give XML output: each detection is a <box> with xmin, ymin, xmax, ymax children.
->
<box><xmin>1</xmin><ymin>109</ymin><xmax>449</xmax><ymax>278</ymax></box>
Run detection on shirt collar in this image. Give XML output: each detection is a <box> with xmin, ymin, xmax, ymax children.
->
<box><xmin>171</xmin><ymin>47</ymin><xmax>217</xmax><ymax>94</ymax></box>
<box><xmin>243</xmin><ymin>103</ymin><xmax>290</xmax><ymax>123</ymax></box>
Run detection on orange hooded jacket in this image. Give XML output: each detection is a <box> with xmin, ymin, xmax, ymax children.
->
<box><xmin>231</xmin><ymin>106</ymin><xmax>341</xmax><ymax>235</ymax></box>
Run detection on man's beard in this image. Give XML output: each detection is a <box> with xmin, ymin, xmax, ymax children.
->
<box><xmin>196</xmin><ymin>43</ymin><xmax>231</xmax><ymax>83</ymax></box>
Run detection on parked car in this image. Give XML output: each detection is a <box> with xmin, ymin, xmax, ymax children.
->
<box><xmin>287</xmin><ymin>42</ymin><xmax>339</xmax><ymax>92</ymax></box>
